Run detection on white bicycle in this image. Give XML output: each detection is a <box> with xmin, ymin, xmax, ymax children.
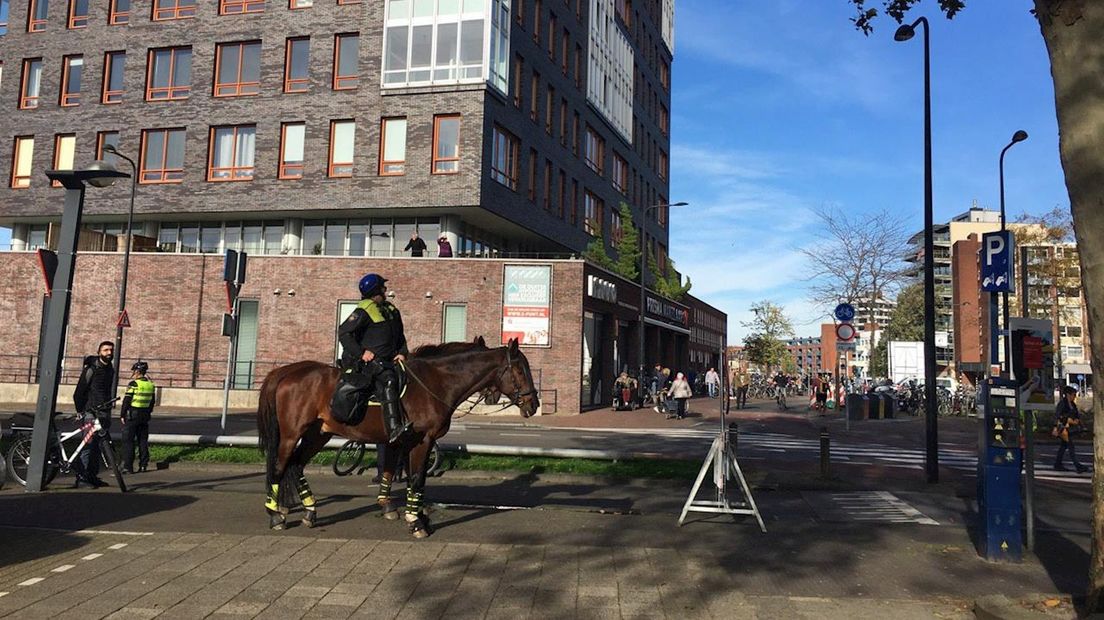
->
<box><xmin>5</xmin><ymin>399</ymin><xmax>128</xmax><ymax>491</ymax></box>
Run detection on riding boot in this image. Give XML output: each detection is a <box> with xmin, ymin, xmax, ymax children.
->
<box><xmin>382</xmin><ymin>381</ymin><xmax>412</xmax><ymax>443</ymax></box>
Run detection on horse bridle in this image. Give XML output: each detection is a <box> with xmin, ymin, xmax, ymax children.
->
<box><xmin>499</xmin><ymin>347</ymin><xmax>539</xmax><ymax>410</ymax></box>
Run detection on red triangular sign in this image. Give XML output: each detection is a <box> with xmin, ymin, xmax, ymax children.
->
<box><xmin>117</xmin><ymin>309</ymin><xmax>131</xmax><ymax>328</ymax></box>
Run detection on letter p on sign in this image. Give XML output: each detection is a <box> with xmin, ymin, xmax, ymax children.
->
<box><xmin>980</xmin><ymin>230</ymin><xmax>1014</xmax><ymax>293</ymax></box>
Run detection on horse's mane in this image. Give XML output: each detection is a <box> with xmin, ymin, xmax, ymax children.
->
<box><xmin>409</xmin><ymin>340</ymin><xmax>490</xmax><ymax>359</ymax></box>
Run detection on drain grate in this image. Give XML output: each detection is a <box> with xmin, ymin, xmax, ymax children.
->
<box><xmin>803</xmin><ymin>491</ymin><xmax>939</xmax><ymax>525</ymax></box>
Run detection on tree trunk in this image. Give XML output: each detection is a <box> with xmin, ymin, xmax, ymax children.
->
<box><xmin>1035</xmin><ymin>0</ymin><xmax>1104</xmax><ymax>609</ymax></box>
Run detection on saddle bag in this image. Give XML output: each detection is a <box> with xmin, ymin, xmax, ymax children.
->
<box><xmin>330</xmin><ymin>370</ymin><xmax>374</xmax><ymax>425</ymax></box>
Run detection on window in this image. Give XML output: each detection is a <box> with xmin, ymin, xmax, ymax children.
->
<box><xmin>490</xmin><ymin>125</ymin><xmax>518</xmax><ymax>190</ymax></box>
<box><xmin>278</xmin><ymin>122</ymin><xmax>305</xmax><ymax>179</ymax></box>
<box><xmin>559</xmin><ymin>98</ymin><xmax>567</xmax><ymax>145</ymax></box>
<box><xmin>147</xmin><ymin>47</ymin><xmax>192</xmax><ymax>100</ymax></box>
<box><xmin>209</xmin><ymin>125</ymin><xmax>256</xmax><ymax>181</ymax></box>
<box><xmin>0</xmin><ymin>0</ymin><xmax>8</xmax><ymax>33</ymax></box>
<box><xmin>527</xmin><ymin>148</ymin><xmax>537</xmax><ymax>201</ymax></box>
<box><xmin>109</xmin><ymin>0</ymin><xmax>129</xmax><ymax>24</ymax></box>
<box><xmin>514</xmin><ymin>0</ymin><xmax>523</xmax><ymax>24</ymax></box>
<box><xmin>612</xmin><ymin>153</ymin><xmax>627</xmax><ymax>194</ymax></box>
<box><xmin>59</xmin><ymin>55</ymin><xmax>83</xmax><ymax>106</ymax></box>
<box><xmin>529</xmin><ymin>72</ymin><xmax>539</xmax><ymax>121</ymax></box>
<box><xmin>382</xmin><ymin>0</ymin><xmax>493</xmax><ymax>87</ymax></box>
<box><xmin>561</xmin><ymin>29</ymin><xmax>568</xmax><ymax>75</ymax></box>
<box><xmin>139</xmin><ymin>128</ymin><xmax>186</xmax><ymax>183</ymax></box>
<box><xmin>443</xmin><ymin>304</ymin><xmax>467</xmax><ymax>342</ymax></box>
<box><xmin>102</xmin><ymin>51</ymin><xmax>125</xmax><ymax>103</ymax></box>
<box><xmin>545</xmin><ymin>85</ymin><xmax>554</xmax><ymax>134</ymax></box>
<box><xmin>379</xmin><ymin>117</ymin><xmax>407</xmax><ymax>176</ymax></box>
<box><xmin>290</xmin><ymin>0</ymin><xmax>312</xmax><ymax>7</ymax></box>
<box><xmin>488</xmin><ymin>0</ymin><xmax>509</xmax><ymax>92</ymax></box>
<box><xmin>152</xmin><ymin>0</ymin><xmax>196</xmax><ymax>20</ymax></box>
<box><xmin>50</xmin><ymin>133</ymin><xmax>75</xmax><ymax>186</ymax></box>
<box><xmin>542</xmin><ymin>159</ymin><xmax>551</xmax><ymax>210</ymax></box>
<box><xmin>548</xmin><ymin>12</ymin><xmax>555</xmax><ymax>58</ymax></box>
<box><xmin>658</xmin><ymin>104</ymin><xmax>669</xmax><ymax>136</ymax></box>
<box><xmin>214</xmin><ymin>41</ymin><xmax>261</xmax><ymax>97</ymax></box>
<box><xmin>584</xmin><ymin>191</ymin><xmax>603</xmax><ymax>236</ymax></box>
<box><xmin>557</xmin><ymin>170</ymin><xmax>566</xmax><ymax>218</ymax></box>
<box><xmin>574</xmin><ymin>43</ymin><xmax>582</xmax><ymax>88</ymax></box>
<box><xmin>11</xmin><ymin>136</ymin><xmax>33</xmax><ymax>188</ymax></box>
<box><xmin>220</xmin><ymin>0</ymin><xmax>263</xmax><ymax>14</ymax></box>
<box><xmin>511</xmin><ymin>55</ymin><xmax>522</xmax><ymax>107</ymax></box>
<box><xmin>20</xmin><ymin>58</ymin><xmax>43</xmax><ymax>109</ymax></box>
<box><xmin>68</xmin><ymin>0</ymin><xmax>88</xmax><ymax>28</ymax></box>
<box><xmin>333</xmin><ymin>33</ymin><xmax>359</xmax><ymax>89</ymax></box>
<box><xmin>432</xmin><ymin>115</ymin><xmax>460</xmax><ymax>174</ymax></box>
<box><xmin>532</xmin><ymin>0</ymin><xmax>541</xmax><ymax>43</ymax></box>
<box><xmin>584</xmin><ymin>126</ymin><xmax>604</xmax><ymax>174</ymax></box>
<box><xmin>658</xmin><ymin>149</ymin><xmax>668</xmax><ymax>181</ymax></box>
<box><xmin>328</xmin><ymin>120</ymin><xmax>355</xmax><ymax>177</ymax></box>
<box><xmin>96</xmin><ymin>131</ymin><xmax>120</xmax><ymax>164</ymax></box>
<box><xmin>659</xmin><ymin>59</ymin><xmax>669</xmax><ymax>90</ymax></box>
<box><xmin>284</xmin><ymin>37</ymin><xmax>309</xmax><ymax>93</ymax></box>
<box><xmin>1060</xmin><ymin>325</ymin><xmax>1083</xmax><ymax>339</ymax></box>
<box><xmin>611</xmin><ymin>207</ymin><xmax>622</xmax><ymax>243</ymax></box>
<box><xmin>27</xmin><ymin>0</ymin><xmax>46</xmax><ymax>31</ymax></box>
<box><xmin>570</xmin><ymin>178</ymin><xmax>578</xmax><ymax>224</ymax></box>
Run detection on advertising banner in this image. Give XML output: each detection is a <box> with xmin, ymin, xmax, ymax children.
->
<box><xmin>1010</xmin><ymin>317</ymin><xmax>1055</xmax><ymax>412</ymax></box>
<box><xmin>502</xmin><ymin>265</ymin><xmax>552</xmax><ymax>347</ymax></box>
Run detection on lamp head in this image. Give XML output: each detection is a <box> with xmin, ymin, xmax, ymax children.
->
<box><xmin>671</xmin><ymin>201</ymin><xmax>689</xmax><ymax>207</ymax></box>
<box><xmin>102</xmin><ymin>144</ymin><xmax>119</xmax><ymax>155</ymax></box>
<box><xmin>1012</xmin><ymin>130</ymin><xmax>1028</xmax><ymax>143</ymax></box>
<box><xmin>86</xmin><ymin>160</ymin><xmax>120</xmax><ymax>188</ymax></box>
<box><xmin>894</xmin><ymin>24</ymin><xmax>915</xmax><ymax>42</ymax></box>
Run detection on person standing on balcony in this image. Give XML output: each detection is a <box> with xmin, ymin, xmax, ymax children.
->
<box><xmin>404</xmin><ymin>232</ymin><xmax>427</xmax><ymax>257</ymax></box>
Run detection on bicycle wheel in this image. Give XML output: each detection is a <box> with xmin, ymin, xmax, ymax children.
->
<box><xmin>425</xmin><ymin>444</ymin><xmax>442</xmax><ymax>477</ymax></box>
<box><xmin>99</xmin><ymin>437</ymin><xmax>128</xmax><ymax>493</ymax></box>
<box><xmin>332</xmin><ymin>441</ymin><xmax>366</xmax><ymax>476</ymax></box>
<box><xmin>6</xmin><ymin>435</ymin><xmax>60</xmax><ymax>487</ymax></box>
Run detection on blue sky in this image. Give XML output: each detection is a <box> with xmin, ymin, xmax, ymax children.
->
<box><xmin>667</xmin><ymin>0</ymin><xmax>1070</xmax><ymax>341</ymax></box>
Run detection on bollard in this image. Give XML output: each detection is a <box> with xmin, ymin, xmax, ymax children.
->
<box><xmin>728</xmin><ymin>422</ymin><xmax>739</xmax><ymax>452</ymax></box>
<box><xmin>819</xmin><ymin>427</ymin><xmax>830</xmax><ymax>479</ymax></box>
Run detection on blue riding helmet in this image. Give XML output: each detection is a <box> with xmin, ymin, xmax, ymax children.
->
<box><xmin>358</xmin><ymin>273</ymin><xmax>388</xmax><ymax>298</ymax></box>
<box><xmin>131</xmin><ymin>360</ymin><xmax>149</xmax><ymax>373</ymax></box>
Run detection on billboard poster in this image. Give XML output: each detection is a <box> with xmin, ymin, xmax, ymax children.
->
<box><xmin>501</xmin><ymin>265</ymin><xmax>552</xmax><ymax>347</ymax></box>
<box><xmin>1010</xmin><ymin>317</ymin><xmax>1055</xmax><ymax>412</ymax></box>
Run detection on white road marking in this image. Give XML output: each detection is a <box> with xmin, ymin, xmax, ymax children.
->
<box><xmin>76</xmin><ymin>529</ymin><xmax>154</xmax><ymax>536</ymax></box>
<box><xmin>498</xmin><ymin>433</ymin><xmax>542</xmax><ymax>438</ymax></box>
<box><xmin>18</xmin><ymin>578</ymin><xmax>44</xmax><ymax>586</ymax></box>
<box><xmin>0</xmin><ymin>592</ymin><xmax>8</xmax><ymax>598</ymax></box>
<box><xmin>108</xmin><ymin>543</ymin><xmax>128</xmax><ymax>550</ymax></box>
<box><xmin>81</xmin><ymin>553</ymin><xmax>103</xmax><ymax>560</ymax></box>
<box><xmin>51</xmin><ymin>565</ymin><xmax>75</xmax><ymax>573</ymax></box>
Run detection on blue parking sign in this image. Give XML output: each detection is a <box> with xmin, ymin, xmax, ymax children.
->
<box><xmin>981</xmin><ymin>231</ymin><xmax>1015</xmax><ymax>293</ymax></box>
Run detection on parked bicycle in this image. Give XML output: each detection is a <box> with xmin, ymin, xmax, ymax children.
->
<box><xmin>332</xmin><ymin>439</ymin><xmax>442</xmax><ymax>479</ymax></box>
<box><xmin>5</xmin><ymin>399</ymin><xmax>127</xmax><ymax>491</ymax></box>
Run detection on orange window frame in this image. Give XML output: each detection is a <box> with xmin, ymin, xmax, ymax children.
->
<box><xmin>289</xmin><ymin>0</ymin><xmax>313</xmax><ymax>7</ymax></box>
<box><xmin>20</xmin><ymin>59</ymin><xmax>43</xmax><ymax>109</ymax></box>
<box><xmin>219</xmin><ymin>0</ymin><xmax>264</xmax><ymax>15</ymax></box>
<box><xmin>10</xmin><ymin>136</ymin><xmax>34</xmax><ymax>189</ymax></box>
<box><xmin>378</xmin><ymin>117</ymin><xmax>406</xmax><ymax>176</ymax></box>
<box><xmin>284</xmin><ymin>37</ymin><xmax>309</xmax><ymax>93</ymax></box>
<box><xmin>279</xmin><ymin>122</ymin><xmax>305</xmax><ymax>179</ymax></box>
<box><xmin>51</xmin><ymin>134</ymin><xmax>75</xmax><ymax>186</ymax></box>
<box><xmin>431</xmin><ymin>115</ymin><xmax>460</xmax><ymax>175</ymax></box>
<box><xmin>139</xmin><ymin>128</ymin><xmax>185</xmax><ymax>184</ymax></box>
<box><xmin>214</xmin><ymin>42</ymin><xmax>261</xmax><ymax>97</ymax></box>
<box><xmin>529</xmin><ymin>72</ymin><xmax>539</xmax><ymax>121</ymax></box>
<box><xmin>27</xmin><ymin>0</ymin><xmax>46</xmax><ymax>32</ymax></box>
<box><xmin>102</xmin><ymin>51</ymin><xmax>124</xmax><ymax>104</ymax></box>
<box><xmin>490</xmin><ymin>126</ymin><xmax>518</xmax><ymax>190</ymax></box>
<box><xmin>327</xmin><ymin>120</ymin><xmax>355</xmax><ymax>178</ymax></box>
<box><xmin>208</xmin><ymin>125</ymin><xmax>255</xmax><ymax>181</ymax></box>
<box><xmin>59</xmin><ymin>56</ymin><xmax>83</xmax><ymax>106</ymax></box>
<box><xmin>511</xmin><ymin>55</ymin><xmax>522</xmax><ymax>108</ymax></box>
<box><xmin>146</xmin><ymin>47</ymin><xmax>191</xmax><ymax>100</ymax></box>
<box><xmin>152</xmin><ymin>0</ymin><xmax>196</xmax><ymax>21</ymax></box>
<box><xmin>96</xmin><ymin>131</ymin><xmax>119</xmax><ymax>160</ymax></box>
<box><xmin>336</xmin><ymin>0</ymin><xmax>361</xmax><ymax>4</ymax></box>
<box><xmin>545</xmin><ymin>86</ymin><xmax>554</xmax><ymax>134</ymax></box>
<box><xmin>332</xmin><ymin>33</ymin><xmax>359</xmax><ymax>90</ymax></box>
<box><xmin>109</xmin><ymin>0</ymin><xmax>130</xmax><ymax>24</ymax></box>
<box><xmin>68</xmin><ymin>0</ymin><xmax>89</xmax><ymax>28</ymax></box>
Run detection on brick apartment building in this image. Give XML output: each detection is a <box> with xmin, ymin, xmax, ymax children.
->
<box><xmin>0</xmin><ymin>0</ymin><xmax>728</xmax><ymax>413</ymax></box>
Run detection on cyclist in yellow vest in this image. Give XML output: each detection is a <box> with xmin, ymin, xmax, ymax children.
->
<box><xmin>338</xmin><ymin>273</ymin><xmax>412</xmax><ymax>443</ymax></box>
<box><xmin>120</xmin><ymin>361</ymin><xmax>156</xmax><ymax>474</ymax></box>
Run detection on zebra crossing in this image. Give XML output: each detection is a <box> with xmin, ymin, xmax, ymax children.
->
<box><xmin>574</xmin><ymin>426</ymin><xmax>1092</xmax><ymax>486</ymax></box>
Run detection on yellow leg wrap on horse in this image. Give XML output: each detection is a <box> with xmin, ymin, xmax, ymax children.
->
<box><xmin>406</xmin><ymin>489</ymin><xmax>423</xmax><ymax>516</ymax></box>
<box><xmin>377</xmin><ymin>476</ymin><xmax>392</xmax><ymax>501</ymax></box>
<box><xmin>265</xmin><ymin>483</ymin><xmax>279</xmax><ymax>511</ymax></box>
<box><xmin>297</xmin><ymin>475</ymin><xmax>316</xmax><ymax>508</ymax></box>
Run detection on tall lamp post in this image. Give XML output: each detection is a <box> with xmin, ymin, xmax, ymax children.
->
<box><xmin>997</xmin><ymin>130</ymin><xmax>1028</xmax><ymax>374</ymax></box>
<box><xmin>102</xmin><ymin>144</ymin><xmax>137</xmax><ymax>396</ymax></box>
<box><xmin>638</xmin><ymin>201</ymin><xmax>688</xmax><ymax>385</ymax></box>
<box><xmin>895</xmin><ymin>17</ymin><xmax>939</xmax><ymax>483</ymax></box>
<box><xmin>28</xmin><ymin>162</ymin><xmax>129</xmax><ymax>492</ymax></box>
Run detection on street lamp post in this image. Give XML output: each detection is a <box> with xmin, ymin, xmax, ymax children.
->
<box><xmin>895</xmin><ymin>17</ymin><xmax>940</xmax><ymax>483</ymax></box>
<box><xmin>997</xmin><ymin>130</ymin><xmax>1028</xmax><ymax>375</ymax></box>
<box><xmin>27</xmin><ymin>163</ymin><xmax>129</xmax><ymax>492</ymax></box>
<box><xmin>637</xmin><ymin>202</ymin><xmax>688</xmax><ymax>388</ymax></box>
<box><xmin>102</xmin><ymin>144</ymin><xmax>137</xmax><ymax>398</ymax></box>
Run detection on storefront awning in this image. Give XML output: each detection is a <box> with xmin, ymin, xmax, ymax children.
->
<box><xmin>645</xmin><ymin>317</ymin><xmax>690</xmax><ymax>335</ymax></box>
<box><xmin>1065</xmin><ymin>363</ymin><xmax>1092</xmax><ymax>376</ymax></box>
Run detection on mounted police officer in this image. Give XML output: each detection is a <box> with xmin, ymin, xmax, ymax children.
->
<box><xmin>120</xmin><ymin>361</ymin><xmax>156</xmax><ymax>474</ymax></box>
<box><xmin>338</xmin><ymin>273</ymin><xmax>412</xmax><ymax>443</ymax></box>
<box><xmin>73</xmin><ymin>340</ymin><xmax>116</xmax><ymax>488</ymax></box>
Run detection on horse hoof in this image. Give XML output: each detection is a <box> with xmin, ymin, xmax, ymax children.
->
<box><xmin>269</xmin><ymin>511</ymin><xmax>286</xmax><ymax>530</ymax></box>
<box><xmin>411</xmin><ymin>528</ymin><xmax>429</xmax><ymax>539</ymax></box>
<box><xmin>302</xmin><ymin>511</ymin><xmax>317</xmax><ymax>528</ymax></box>
<box><xmin>379</xmin><ymin>501</ymin><xmax>399</xmax><ymax>520</ymax></box>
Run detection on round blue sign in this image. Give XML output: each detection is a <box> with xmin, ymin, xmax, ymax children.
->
<box><xmin>833</xmin><ymin>303</ymin><xmax>856</xmax><ymax>322</ymax></box>
<box><xmin>1078</xmin><ymin>374</ymin><xmax>1085</xmax><ymax>382</ymax></box>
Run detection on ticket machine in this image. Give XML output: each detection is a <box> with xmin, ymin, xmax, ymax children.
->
<box><xmin>977</xmin><ymin>377</ymin><xmax>1023</xmax><ymax>562</ymax></box>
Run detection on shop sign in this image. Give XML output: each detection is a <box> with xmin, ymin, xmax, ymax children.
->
<box><xmin>645</xmin><ymin>295</ymin><xmax>689</xmax><ymax>327</ymax></box>
<box><xmin>502</xmin><ymin>264</ymin><xmax>552</xmax><ymax>347</ymax></box>
<box><xmin>1009</xmin><ymin>317</ymin><xmax>1055</xmax><ymax>412</ymax></box>
<box><xmin>587</xmin><ymin>275</ymin><xmax>617</xmax><ymax>303</ymax></box>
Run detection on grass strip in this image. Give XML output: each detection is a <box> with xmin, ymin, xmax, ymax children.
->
<box><xmin>144</xmin><ymin>444</ymin><xmax>702</xmax><ymax>479</ymax></box>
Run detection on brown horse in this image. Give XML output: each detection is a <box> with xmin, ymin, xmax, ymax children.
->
<box><xmin>256</xmin><ymin>337</ymin><xmax>539</xmax><ymax>537</ymax></box>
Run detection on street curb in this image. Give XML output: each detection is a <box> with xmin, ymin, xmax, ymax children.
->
<box><xmin>973</xmin><ymin>594</ymin><xmax>1077</xmax><ymax>619</ymax></box>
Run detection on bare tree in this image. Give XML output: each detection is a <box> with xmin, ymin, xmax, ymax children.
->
<box><xmin>801</xmin><ymin>205</ymin><xmax>910</xmax><ymax>325</ymax></box>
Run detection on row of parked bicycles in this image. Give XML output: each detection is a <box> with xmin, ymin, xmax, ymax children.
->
<box><xmin>873</xmin><ymin>380</ymin><xmax>978</xmax><ymax>417</ymax></box>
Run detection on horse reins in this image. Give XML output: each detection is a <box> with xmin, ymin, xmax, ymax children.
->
<box><xmin>403</xmin><ymin>348</ymin><xmax>537</xmax><ymax>417</ymax></box>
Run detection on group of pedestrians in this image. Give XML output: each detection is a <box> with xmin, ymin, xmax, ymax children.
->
<box><xmin>403</xmin><ymin>232</ymin><xmax>453</xmax><ymax>258</ymax></box>
<box><xmin>641</xmin><ymin>363</ymin><xmax>692</xmax><ymax>419</ymax></box>
<box><xmin>71</xmin><ymin>341</ymin><xmax>156</xmax><ymax>489</ymax></box>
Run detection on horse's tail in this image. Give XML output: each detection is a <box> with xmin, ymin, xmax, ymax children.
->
<box><xmin>256</xmin><ymin>366</ymin><xmax>284</xmax><ymax>458</ymax></box>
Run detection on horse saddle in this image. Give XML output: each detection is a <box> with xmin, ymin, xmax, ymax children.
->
<box><xmin>329</xmin><ymin>360</ymin><xmax>408</xmax><ymax>425</ymax></box>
